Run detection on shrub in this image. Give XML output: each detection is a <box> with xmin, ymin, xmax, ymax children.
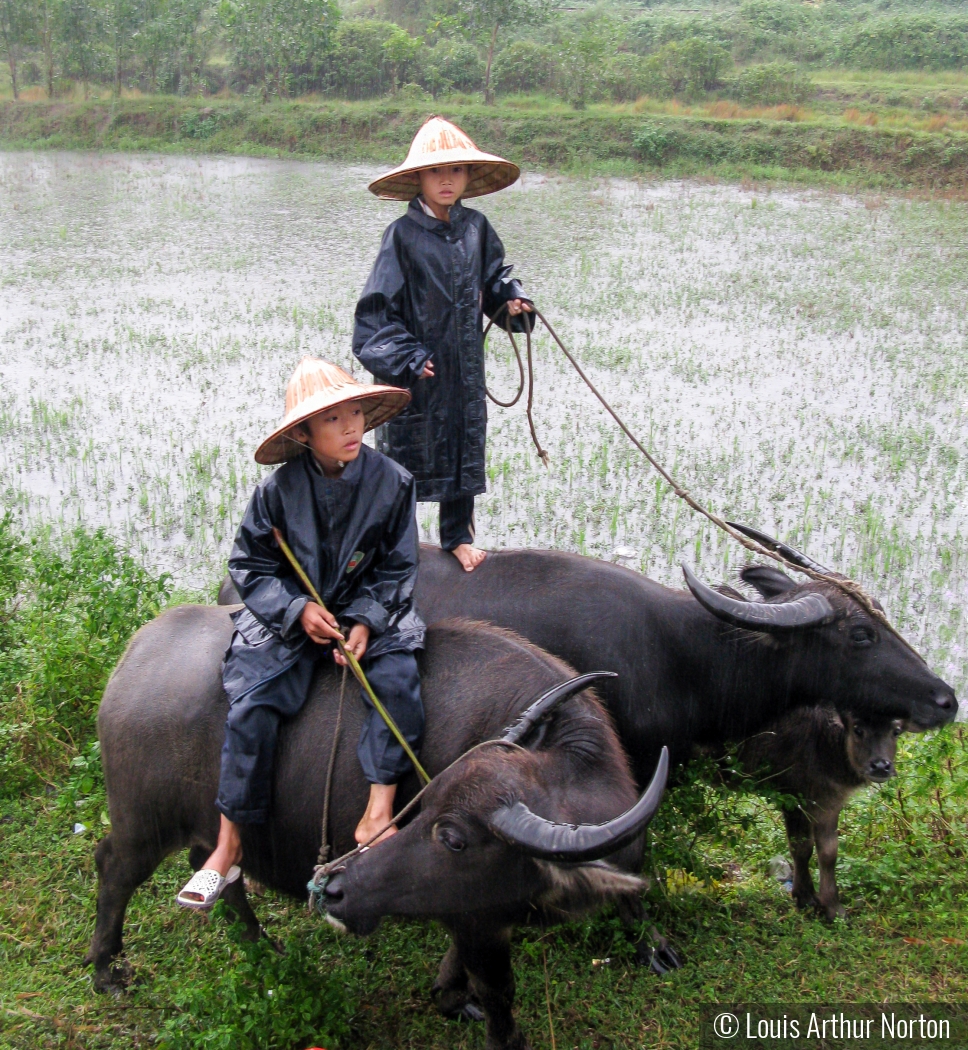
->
<box><xmin>838</xmin><ymin>15</ymin><xmax>968</xmax><ymax>71</ymax></box>
<box><xmin>492</xmin><ymin>40</ymin><xmax>556</xmax><ymax>96</ymax></box>
<box><xmin>633</xmin><ymin>122</ymin><xmax>672</xmax><ymax>163</ymax></box>
<box><xmin>157</xmin><ymin>912</ymin><xmax>351</xmax><ymax>1050</ymax></box>
<box><xmin>423</xmin><ymin>40</ymin><xmax>484</xmax><ymax>95</ymax></box>
<box><xmin>643</xmin><ymin>37</ymin><xmax>730</xmax><ymax>99</ymax></box>
<box><xmin>0</xmin><ymin>516</ymin><xmax>171</xmax><ymax>796</ymax></box>
<box><xmin>325</xmin><ymin>20</ymin><xmax>403</xmax><ymax>99</ymax></box>
<box><xmin>601</xmin><ymin>53</ymin><xmax>652</xmax><ymax>103</ymax></box>
<box><xmin>728</xmin><ymin>62</ymin><xmax>814</xmax><ymax>106</ymax></box>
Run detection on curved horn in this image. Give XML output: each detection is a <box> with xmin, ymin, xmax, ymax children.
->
<box><xmin>726</xmin><ymin>521</ymin><xmax>834</xmax><ymax>576</ymax></box>
<box><xmin>682</xmin><ymin>563</ymin><xmax>836</xmax><ymax>632</ymax></box>
<box><xmin>500</xmin><ymin>672</ymin><xmax>618</xmax><ymax>746</ymax></box>
<box><xmin>488</xmin><ymin>747</ymin><xmax>669</xmax><ymax>862</ymax></box>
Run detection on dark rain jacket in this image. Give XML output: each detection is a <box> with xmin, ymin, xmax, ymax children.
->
<box><xmin>352</xmin><ymin>198</ymin><xmax>529</xmax><ymax>503</ymax></box>
<box><xmin>222</xmin><ymin>444</ymin><xmax>425</xmax><ymax>702</ymax></box>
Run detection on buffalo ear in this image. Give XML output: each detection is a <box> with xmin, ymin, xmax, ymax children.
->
<box><xmin>741</xmin><ymin>565</ymin><xmax>797</xmax><ymax>599</ymax></box>
<box><xmin>716</xmin><ymin>584</ymin><xmax>747</xmax><ymax>602</ymax></box>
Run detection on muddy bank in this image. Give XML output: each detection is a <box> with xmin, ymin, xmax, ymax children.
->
<box><xmin>2</xmin><ymin>98</ymin><xmax>968</xmax><ymax>190</ymax></box>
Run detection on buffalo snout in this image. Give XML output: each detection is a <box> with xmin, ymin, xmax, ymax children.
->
<box><xmin>323</xmin><ymin>871</ymin><xmax>382</xmax><ymax>936</ymax></box>
<box><xmin>867</xmin><ymin>757</ymin><xmax>895</xmax><ymax>782</ymax></box>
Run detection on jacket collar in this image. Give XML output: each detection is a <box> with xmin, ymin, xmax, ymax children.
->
<box><xmin>305</xmin><ymin>443</ymin><xmax>367</xmax><ymax>484</ymax></box>
<box><xmin>406</xmin><ymin>196</ymin><xmax>468</xmax><ymax>236</ymax></box>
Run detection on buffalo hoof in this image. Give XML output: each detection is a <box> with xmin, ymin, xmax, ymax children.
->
<box><xmin>792</xmin><ymin>890</ymin><xmax>820</xmax><ymax>913</ymax></box>
<box><xmin>93</xmin><ymin>959</ymin><xmax>134</xmax><ymax>995</ymax></box>
<box><xmin>819</xmin><ymin>903</ymin><xmax>846</xmax><ymax>923</ymax></box>
<box><xmin>431</xmin><ymin>984</ymin><xmax>484</xmax><ymax>1023</ymax></box>
<box><xmin>638</xmin><ymin>944</ymin><xmax>684</xmax><ymax>974</ymax></box>
<box><xmin>635</xmin><ymin>933</ymin><xmax>682</xmax><ymax>974</ymax></box>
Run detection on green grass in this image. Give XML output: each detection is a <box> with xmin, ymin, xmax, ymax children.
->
<box><xmin>1</xmin><ymin>729</ymin><xmax>965</xmax><ymax>1049</ymax></box>
<box><xmin>2</xmin><ymin>95</ymin><xmax>968</xmax><ymax>190</ymax></box>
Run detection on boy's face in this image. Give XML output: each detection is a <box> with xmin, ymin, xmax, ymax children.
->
<box><xmin>290</xmin><ymin>400</ymin><xmax>366</xmax><ymax>471</ymax></box>
<box><xmin>419</xmin><ymin>165</ymin><xmax>470</xmax><ymax>210</ymax></box>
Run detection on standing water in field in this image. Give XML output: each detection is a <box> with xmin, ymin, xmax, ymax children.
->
<box><xmin>1</xmin><ymin>151</ymin><xmax>967</xmax><ymax>701</ymax></box>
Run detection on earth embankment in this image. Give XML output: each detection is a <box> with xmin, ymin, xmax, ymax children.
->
<box><xmin>3</xmin><ymin>97</ymin><xmax>968</xmax><ymax>190</ymax></box>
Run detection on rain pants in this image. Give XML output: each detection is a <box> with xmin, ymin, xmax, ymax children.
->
<box><xmin>217</xmin><ymin>445</ymin><xmax>425</xmax><ymax>823</ymax></box>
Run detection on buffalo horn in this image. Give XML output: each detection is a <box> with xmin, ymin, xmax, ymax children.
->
<box><xmin>500</xmin><ymin>672</ymin><xmax>618</xmax><ymax>746</ymax></box>
<box><xmin>488</xmin><ymin>747</ymin><xmax>670</xmax><ymax>862</ymax></box>
<box><xmin>725</xmin><ymin>521</ymin><xmax>834</xmax><ymax>576</ymax></box>
<box><xmin>682</xmin><ymin>563</ymin><xmax>836</xmax><ymax>632</ymax></box>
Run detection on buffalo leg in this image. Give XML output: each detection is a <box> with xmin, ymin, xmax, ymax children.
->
<box><xmin>453</xmin><ymin>925</ymin><xmax>529</xmax><ymax>1050</ymax></box>
<box><xmin>614</xmin><ymin>893</ymin><xmax>682</xmax><ymax>973</ymax></box>
<box><xmin>813</xmin><ymin>810</ymin><xmax>845</xmax><ymax>921</ymax></box>
<box><xmin>432</xmin><ymin>941</ymin><xmax>484</xmax><ymax>1023</ymax></box>
<box><xmin>783</xmin><ymin>808</ymin><xmax>819</xmax><ymax>912</ymax></box>
<box><xmin>84</xmin><ymin>833</ymin><xmax>164</xmax><ymax>992</ymax></box>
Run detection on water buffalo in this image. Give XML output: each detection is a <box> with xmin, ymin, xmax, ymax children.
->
<box><xmin>408</xmin><ymin>534</ymin><xmax>956</xmax><ymax>787</ymax></box>
<box><xmin>727</xmin><ymin>704</ymin><xmax>902</xmax><ymax>921</ymax></box>
<box><xmin>86</xmin><ymin>608</ymin><xmax>667</xmax><ymax>1050</ymax></box>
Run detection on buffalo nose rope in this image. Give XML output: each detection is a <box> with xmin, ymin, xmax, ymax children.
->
<box><xmin>483</xmin><ymin>303</ymin><xmax>923</xmax><ymax>662</ymax></box>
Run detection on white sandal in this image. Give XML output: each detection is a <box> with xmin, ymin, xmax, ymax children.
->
<box><xmin>176</xmin><ymin>865</ymin><xmax>241</xmax><ymax>911</ymax></box>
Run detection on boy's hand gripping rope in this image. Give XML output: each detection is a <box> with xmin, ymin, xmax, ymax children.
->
<box><xmin>483</xmin><ymin>304</ymin><xmax>923</xmax><ymax>662</ymax></box>
<box><xmin>271</xmin><ymin>527</ymin><xmax>431</xmax><ymax>785</ymax></box>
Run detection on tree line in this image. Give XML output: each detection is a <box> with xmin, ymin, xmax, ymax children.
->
<box><xmin>2</xmin><ymin>0</ymin><xmax>967</xmax><ymax>105</ymax></box>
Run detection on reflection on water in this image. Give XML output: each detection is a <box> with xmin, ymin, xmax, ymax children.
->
<box><xmin>2</xmin><ymin>151</ymin><xmax>967</xmax><ymax>702</ymax></box>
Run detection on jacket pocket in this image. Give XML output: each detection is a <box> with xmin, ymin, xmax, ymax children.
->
<box><xmin>384</xmin><ymin>414</ymin><xmax>430</xmax><ymax>476</ymax></box>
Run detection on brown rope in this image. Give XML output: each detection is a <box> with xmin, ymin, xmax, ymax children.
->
<box><xmin>309</xmin><ymin>738</ymin><xmax>528</xmax><ymax>899</ymax></box>
<box><xmin>308</xmin><ymin>666</ymin><xmax>347</xmax><ymax>911</ymax></box>
<box><xmin>484</xmin><ymin>302</ymin><xmax>923</xmax><ymax>662</ymax></box>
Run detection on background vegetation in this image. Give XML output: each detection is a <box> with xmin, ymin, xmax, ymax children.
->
<box><xmin>4</xmin><ymin>0</ymin><xmax>968</xmax><ymax>189</ymax></box>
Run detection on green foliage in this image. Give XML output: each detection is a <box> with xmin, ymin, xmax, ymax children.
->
<box><xmin>727</xmin><ymin>61</ymin><xmax>814</xmax><ymax>106</ymax></box>
<box><xmin>0</xmin><ymin>0</ymin><xmax>40</xmax><ymax>99</ymax></box>
<box><xmin>156</xmin><ymin>912</ymin><xmax>351</xmax><ymax>1050</ymax></box>
<box><xmin>0</xmin><ymin>515</ymin><xmax>171</xmax><ymax>796</ymax></box>
<box><xmin>492</xmin><ymin>39</ymin><xmax>553</xmax><ymax>95</ymax></box>
<box><xmin>219</xmin><ymin>0</ymin><xmax>341</xmax><ymax>97</ymax></box>
<box><xmin>325</xmin><ymin>19</ymin><xmax>399</xmax><ymax>99</ymax></box>
<box><xmin>642</xmin><ymin>37</ymin><xmax>731</xmax><ymax>100</ymax></box>
<box><xmin>423</xmin><ymin>38</ymin><xmax>483</xmax><ymax>95</ymax></box>
<box><xmin>838</xmin><ymin>15</ymin><xmax>968</xmax><ymax>72</ymax></box>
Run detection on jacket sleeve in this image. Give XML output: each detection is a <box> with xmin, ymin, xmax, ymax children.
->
<box><xmin>342</xmin><ymin>475</ymin><xmax>420</xmax><ymax>636</ymax></box>
<box><xmin>353</xmin><ymin>225</ymin><xmax>431</xmax><ymax>385</ymax></box>
<box><xmin>481</xmin><ymin>216</ymin><xmax>531</xmax><ymax>333</ymax></box>
<box><xmin>228</xmin><ymin>483</ymin><xmax>310</xmax><ymax>641</ymax></box>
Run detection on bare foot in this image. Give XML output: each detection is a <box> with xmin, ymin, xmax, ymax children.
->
<box><xmin>355</xmin><ymin>783</ymin><xmax>399</xmax><ymax>846</ymax></box>
<box><xmin>451</xmin><ymin>543</ymin><xmax>486</xmax><ymax>572</ymax></box>
<box><xmin>354</xmin><ymin>817</ymin><xmax>398</xmax><ymax>846</ymax></box>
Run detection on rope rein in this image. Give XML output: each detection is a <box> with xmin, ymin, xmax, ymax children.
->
<box><xmin>484</xmin><ymin>303</ymin><xmax>922</xmax><ymax>662</ymax></box>
<box><xmin>308</xmin><ymin>738</ymin><xmax>528</xmax><ymax>909</ymax></box>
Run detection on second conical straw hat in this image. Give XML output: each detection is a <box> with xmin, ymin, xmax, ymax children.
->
<box><xmin>255</xmin><ymin>358</ymin><xmax>410</xmax><ymax>465</ymax></box>
<box><xmin>368</xmin><ymin>116</ymin><xmax>520</xmax><ymax>201</ymax></box>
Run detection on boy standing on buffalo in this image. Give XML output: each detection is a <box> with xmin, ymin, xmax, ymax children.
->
<box><xmin>354</xmin><ymin>116</ymin><xmax>532</xmax><ymax>572</ymax></box>
<box><xmin>177</xmin><ymin>358</ymin><xmax>425</xmax><ymax>910</ymax></box>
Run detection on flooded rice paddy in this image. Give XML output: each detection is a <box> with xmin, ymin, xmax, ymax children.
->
<box><xmin>2</xmin><ymin>151</ymin><xmax>967</xmax><ymax>701</ymax></box>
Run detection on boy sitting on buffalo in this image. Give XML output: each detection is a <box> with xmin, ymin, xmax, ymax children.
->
<box><xmin>177</xmin><ymin>357</ymin><xmax>425</xmax><ymax>910</ymax></box>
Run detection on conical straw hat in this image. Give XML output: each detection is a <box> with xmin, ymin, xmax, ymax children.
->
<box><xmin>368</xmin><ymin>116</ymin><xmax>520</xmax><ymax>201</ymax></box>
<box><xmin>255</xmin><ymin>358</ymin><xmax>411</xmax><ymax>466</ymax></box>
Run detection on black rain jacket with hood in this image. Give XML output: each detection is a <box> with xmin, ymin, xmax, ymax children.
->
<box><xmin>222</xmin><ymin>444</ymin><xmax>425</xmax><ymax>702</ymax></box>
<box><xmin>352</xmin><ymin>197</ymin><xmax>529</xmax><ymax>503</ymax></box>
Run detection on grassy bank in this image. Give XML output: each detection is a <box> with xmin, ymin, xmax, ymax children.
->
<box><xmin>3</xmin><ymin>96</ymin><xmax>968</xmax><ymax>190</ymax></box>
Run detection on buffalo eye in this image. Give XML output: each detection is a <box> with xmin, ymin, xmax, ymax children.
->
<box><xmin>436</xmin><ymin>825</ymin><xmax>466</xmax><ymax>852</ymax></box>
<box><xmin>852</xmin><ymin>723</ymin><xmax>865</xmax><ymax>739</ymax></box>
<box><xmin>849</xmin><ymin>625</ymin><xmax>876</xmax><ymax>647</ymax></box>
